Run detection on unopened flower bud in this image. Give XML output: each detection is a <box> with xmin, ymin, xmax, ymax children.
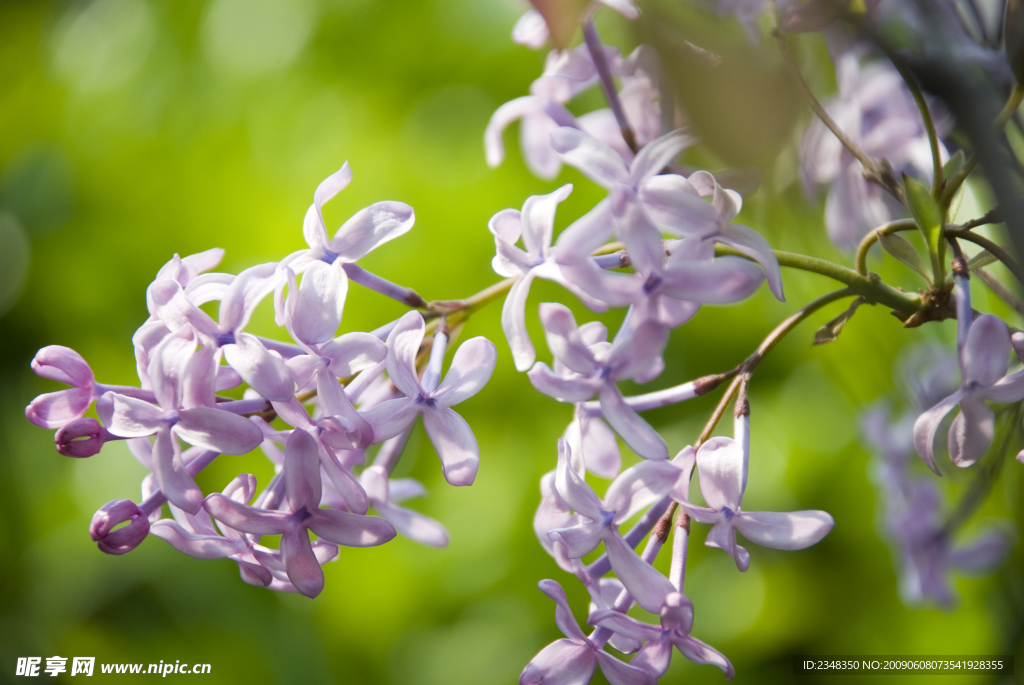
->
<box><xmin>55</xmin><ymin>417</ymin><xmax>114</xmax><ymax>458</ymax></box>
<box><xmin>90</xmin><ymin>500</ymin><xmax>150</xmax><ymax>555</ymax></box>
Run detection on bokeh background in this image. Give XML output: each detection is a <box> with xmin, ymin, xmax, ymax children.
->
<box><xmin>1</xmin><ymin>0</ymin><xmax>1022</xmax><ymax>683</ymax></box>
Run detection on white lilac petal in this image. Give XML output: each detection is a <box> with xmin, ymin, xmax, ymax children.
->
<box><xmin>608</xmin><ymin>320</ymin><xmax>668</xmax><ymax>382</ymax></box>
<box><xmin>147</xmin><ymin>279</ymin><xmax>220</xmax><ymax>341</ymax></box>
<box><xmin>519</xmin><ymin>639</ymin><xmax>596</xmax><ymax>685</ymax></box>
<box><xmin>948</xmin><ymin>396</ymin><xmax>995</xmax><ymax>467</ymax></box>
<box><xmin>521</xmin><ymin>184</ymin><xmax>573</xmax><ymax>257</ymax></box>
<box><xmin>147</xmin><ymin>326</ymin><xmax>196</xmax><ymax>409</ymax></box>
<box><xmin>376</xmin><ymin>500</ymin><xmax>450</xmax><ymax>548</ymax></box>
<box><xmin>594</xmin><ymin>651</ymin><xmax>657</xmax><ymax>685</ymax></box>
<box><xmin>560</xmin><ymin>261</ymin><xmax>639</xmax><ymax>309</ymax></box>
<box><xmin>658</xmin><ymin>256</ymin><xmax>765</xmax><ymax>304</ymax></box>
<box><xmin>604</xmin><ymin>459</ymin><xmax>681</xmax><ymax>524</ymax></box>
<box><xmin>554</xmin><ymin>200</ymin><xmax>617</xmax><ymax>265</ymax></box>
<box><xmin>25</xmin><ymin>388</ymin><xmax>93</xmax><ymax>429</ymax></box>
<box><xmin>223</xmin><ymin>334</ymin><xmax>295</xmax><ymax>401</ymax></box>
<box><xmin>695</xmin><ymin>437</ymin><xmax>745</xmax><ymax>511</ymax></box>
<box><xmin>218</xmin><ymin>262</ymin><xmax>278</xmax><ymax>334</ymax></box>
<box><xmin>548</xmin><ymin>519</ymin><xmax>607</xmax><ymax>558</ymax></box>
<box><xmin>711</xmin><ymin>182</ymin><xmax>742</xmax><ymax>224</ymax></box>
<box><xmin>182</xmin><ymin>344</ymin><xmax>220</xmax><ymax>409</ymax></box>
<box><xmin>604</xmin><ymin>532</ymin><xmax>676</xmax><ymax>613</ymax></box>
<box><xmin>629</xmin><ymin>129</ymin><xmax>696</xmax><ymax>186</ymax></box>
<box><xmin>280</xmin><ymin>529</ymin><xmax>324</xmax><ymax>598</ymax></box>
<box><xmin>537</xmin><ymin>578</ymin><xmax>589</xmax><ymax>643</ymax></box>
<box><xmin>716</xmin><ymin>224</ymin><xmax>785</xmax><ymax>301</ymax></box>
<box><xmin>669</xmin><ymin>445</ymin><xmax>696</xmax><ymax>503</ymax></box>
<box><xmin>174</xmin><ymin>407</ymin><xmax>264</xmax><ymax>455</ymax></box>
<box><xmin>982</xmin><ymin>371</ymin><xmax>1024</xmax><ymax>403</ymax></box>
<box><xmin>512</xmin><ymin>8</ymin><xmax>549</xmax><ymax>47</ymax></box>
<box><xmin>331</xmin><ymin>201</ymin><xmax>415</xmax><ymax>261</ymax></box>
<box><xmin>555</xmin><ymin>438</ymin><xmax>607</xmax><ymax>520</ymax></box>
<box><xmin>317</xmin><ymin>446</ymin><xmax>370</xmax><ymax>514</ymax></box>
<box><xmin>598</xmin><ymin>384</ymin><xmax>669</xmax><ymax>460</ymax></box>
<box><xmin>360</xmin><ymin>398</ymin><xmax>419</xmax><ymax>442</ymax></box>
<box><xmin>488</xmin><ymin>207</ymin><xmax>523</xmax><ymax>245</ymax></box>
<box><xmin>672</xmin><ymin>634</ymin><xmax>735</xmax><ymax>679</ymax></box>
<box><xmin>733</xmin><ymin>510</ymin><xmax>834</xmax><ymax>550</ymax></box>
<box><xmin>316</xmin><ymin>371</ymin><xmax>372</xmax><ymax>447</ymax></box>
<box><xmin>31</xmin><ymin>345</ymin><xmax>94</xmax><ymax>386</ymax></box>
<box><xmin>588</xmin><ymin>610</ymin><xmax>663</xmax><ymax>644</ymax></box>
<box><xmin>520</xmin><ymin>110</ymin><xmax>564</xmax><ymax>180</ymax></box>
<box><xmin>386</xmin><ymin>312</ymin><xmax>426</xmax><ymax>398</ymax></box>
<box><xmin>106</xmin><ymin>394</ymin><xmax>166</xmax><ymax>437</ymax></box>
<box><xmin>502</xmin><ymin>272</ymin><xmax>540</xmax><ymax>372</ymax></box>
<box><xmin>962</xmin><ymin>314</ymin><xmax>1011</xmax><ymax>386</ymax></box>
<box><xmin>610</xmin><ymin>185</ymin><xmax>666</xmax><ymax>276</ymax></box>
<box><xmin>285</xmin><ymin>429</ymin><xmax>323</xmax><ymax>512</ymax></box>
<box><xmin>705</xmin><ymin>519</ymin><xmax>750</xmax><ymax>571</ymax></box>
<box><xmin>307</xmin><ymin>509</ymin><xmax>396</xmax><ymax>547</ymax></box>
<box><xmin>538</xmin><ymin>303</ymin><xmax>601</xmax><ymax>375</ymax></box>
<box><xmin>291</xmin><ymin>260</ymin><xmax>348</xmax><ymax>345</ymax></box>
<box><xmin>528</xmin><ymin>363</ymin><xmax>598</xmax><ymax>403</ymax></box>
<box><xmin>432</xmin><ymin>336</ymin><xmax>498</xmax><ymax>407</ymax></box>
<box><xmin>421</xmin><ymin>406</ymin><xmax>480</xmax><ymax>486</ymax></box>
<box><xmin>680</xmin><ymin>502</ymin><xmax>722</xmax><ymax>525</ymax></box>
<box><xmin>485</xmin><ymin>96</ymin><xmax>538</xmax><ymax>168</ymax></box>
<box><xmin>204</xmin><ymin>494</ymin><xmax>289</xmax><ymax>535</ymax></box>
<box><xmin>318</xmin><ymin>332</ymin><xmax>386</xmax><ymax>377</ymax></box>
<box><xmin>150</xmin><ymin>521</ymin><xmax>244</xmax><ymax>560</ymax></box>
<box><xmin>581</xmin><ymin>415</ymin><xmax>621</xmax><ymax>478</ymax></box>
<box><xmin>637</xmin><ymin>175</ymin><xmax>718</xmax><ymax>236</ymax></box>
<box><xmin>388</xmin><ymin>477</ymin><xmax>427</xmax><ymax>503</ymax></box>
<box><xmin>152</xmin><ymin>426</ymin><xmax>203</xmax><ymax>514</ymax></box>
<box><xmin>912</xmin><ymin>389</ymin><xmax>966</xmax><ymax>474</ymax></box>
<box><xmin>551</xmin><ymin>126</ymin><xmax>631</xmax><ymax>188</ymax></box>
<box><xmin>305</xmin><ymin>163</ymin><xmax>353</xmax><ymax>251</ymax></box>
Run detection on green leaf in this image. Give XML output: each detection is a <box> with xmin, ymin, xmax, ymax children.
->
<box><xmin>967</xmin><ymin>250</ymin><xmax>998</xmax><ymax>271</ymax></box>
<box><xmin>942</xmin><ymin>150</ymin><xmax>968</xmax><ymax>220</ymax></box>
<box><xmin>942</xmin><ymin>149</ymin><xmax>966</xmax><ymax>180</ymax></box>
<box><xmin>904</xmin><ymin>173</ymin><xmax>945</xmax><ymax>283</ymax></box>
<box><xmin>813</xmin><ymin>298</ymin><xmax>865</xmax><ymax>345</ymax></box>
<box><xmin>878</xmin><ymin>231</ymin><xmax>933</xmax><ymax>284</ymax></box>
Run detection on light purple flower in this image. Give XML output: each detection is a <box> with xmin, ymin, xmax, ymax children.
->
<box><xmin>360</xmin><ymin>465</ymin><xmax>450</xmax><ymax>548</ymax></box>
<box><xmin>490</xmin><ymin>184</ymin><xmax>611</xmax><ymax>371</ymax></box>
<box><xmin>276</xmin><ymin>163</ymin><xmax>415</xmax><ymax>344</ymax></box>
<box><xmin>801</xmin><ymin>49</ymin><xmax>950</xmax><ymax>248</ymax></box>
<box><xmin>204</xmin><ymin>429</ymin><xmax>396</xmax><ymax>598</ymax></box>
<box><xmin>519</xmin><ymin>579</ymin><xmax>656</xmax><ymax>685</ymax></box>
<box><xmin>104</xmin><ymin>328</ymin><xmax>265</xmax><ymax>514</ymax></box>
<box><xmin>589</xmin><ymin>590</ymin><xmax>734</xmax><ymax>679</ymax></box>
<box><xmin>528</xmin><ymin>303</ymin><xmax>669</xmax><ymax>459</ymax></box>
<box><xmin>149</xmin><ymin>262</ymin><xmax>294</xmax><ymax>402</ymax></box>
<box><xmin>361</xmin><ymin>311</ymin><xmax>497</xmax><ymax>486</ymax></box>
<box><xmin>563</xmin><ymin>404</ymin><xmax>621</xmax><ymax>478</ymax></box>
<box><xmin>682</xmin><ymin>435</ymin><xmax>834</xmax><ymax>571</ymax></box>
<box><xmin>913</xmin><ymin>277</ymin><xmax>1024</xmax><ymax>472</ymax></box>
<box><xmin>548</xmin><ymin>438</ymin><xmax>680</xmax><ymax>560</ymax></box>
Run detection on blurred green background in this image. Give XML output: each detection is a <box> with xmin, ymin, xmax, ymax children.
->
<box><xmin>1</xmin><ymin>0</ymin><xmax>1022</xmax><ymax>683</ymax></box>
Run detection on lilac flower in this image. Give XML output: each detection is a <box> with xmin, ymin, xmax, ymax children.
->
<box><xmin>801</xmin><ymin>49</ymin><xmax>950</xmax><ymax>248</ymax></box>
<box><xmin>104</xmin><ymin>328</ymin><xmax>265</xmax><ymax>513</ymax></box>
<box><xmin>149</xmin><ymin>262</ymin><xmax>294</xmax><ymax>402</ymax></box>
<box><xmin>90</xmin><ymin>499</ymin><xmax>151</xmax><ymax>555</ymax></box>
<box><xmin>490</xmin><ymin>184</ymin><xmax>610</xmax><ymax>371</ymax></box>
<box><xmin>361</xmin><ymin>311</ymin><xmax>497</xmax><ymax>486</ymax></box>
<box><xmin>573</xmin><ymin>566</ymin><xmax>641</xmax><ymax>654</ymax></box>
<box><xmin>563</xmin><ymin>404</ymin><xmax>621</xmax><ymax>478</ymax></box>
<box><xmin>534</xmin><ymin>470</ymin><xmax>577</xmax><ymax>572</ymax></box>
<box><xmin>913</xmin><ymin>277</ymin><xmax>1024</xmax><ymax>471</ymax></box>
<box><xmin>548</xmin><ymin>438</ymin><xmax>680</xmax><ymax>560</ymax></box>
<box><xmin>359</xmin><ymin>465</ymin><xmax>450</xmax><ymax>548</ymax></box>
<box><xmin>519</xmin><ymin>579</ymin><xmax>656</xmax><ymax>685</ymax></box>
<box><xmin>512</xmin><ymin>9</ymin><xmax>551</xmax><ymax>49</ymax></box>
<box><xmin>26</xmin><ymin>346</ymin><xmax>153</xmax><ymax>429</ymax></box>
<box><xmin>589</xmin><ymin>590</ymin><xmax>734</xmax><ymax>679</ymax></box>
<box><xmin>682</xmin><ymin>435</ymin><xmax>834</xmax><ymax>571</ymax></box>
<box><xmin>204</xmin><ymin>429</ymin><xmax>396</xmax><ymax>598</ymax></box>
<box><xmin>485</xmin><ymin>45</ymin><xmax>624</xmax><ymax>179</ymax></box>
<box><xmin>276</xmin><ymin>163</ymin><xmax>415</xmax><ymax>344</ymax></box>
<box><xmin>54</xmin><ymin>417</ymin><xmax>118</xmax><ymax>458</ymax></box>
<box><xmin>528</xmin><ymin>303</ymin><xmax>670</xmax><ymax>459</ymax></box>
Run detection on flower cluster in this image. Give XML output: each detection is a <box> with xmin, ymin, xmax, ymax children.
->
<box><xmin>27</xmin><ymin>164</ymin><xmax>496</xmax><ymax>598</ymax></box>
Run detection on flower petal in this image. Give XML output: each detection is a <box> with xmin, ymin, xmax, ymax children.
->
<box><xmin>175</xmin><ymin>407</ymin><xmax>264</xmax><ymax>455</ymax></box>
<box><xmin>330</xmin><ymin>201</ymin><xmax>415</xmax><ymax>261</ymax></box>
<box><xmin>705</xmin><ymin>519</ymin><xmax>749</xmax><ymax>571</ymax></box>
<box><xmin>537</xmin><ymin>578</ymin><xmax>589</xmax><ymax>643</ymax></box>
<box><xmin>551</xmin><ymin>126</ymin><xmax>630</xmax><ymax>188</ymax></box>
<box><xmin>385</xmin><ymin>311</ymin><xmax>426</xmax><ymax>398</ymax></box>
<box><xmin>150</xmin><ymin>521</ymin><xmax>243</xmax><ymax>559</ymax></box>
<box><xmin>281</xmin><ymin>529</ymin><xmax>324</xmax><ymax>598</ymax></box>
<box><xmin>948</xmin><ymin>396</ymin><xmax>995</xmax><ymax>467</ymax></box>
<box><xmin>963</xmin><ymin>314</ymin><xmax>1010</xmax><ymax>386</ymax></box>
<box><xmin>422</xmin><ymin>406</ymin><xmax>480</xmax><ymax>486</ymax></box>
<box><xmin>291</xmin><ymin>260</ymin><xmax>348</xmax><ymax>345</ymax></box>
<box><xmin>360</xmin><ymin>398</ymin><xmax>420</xmax><ymax>442</ymax></box>
<box><xmin>376</xmin><ymin>500</ymin><xmax>450</xmax><ymax>548</ymax></box>
<box><xmin>595</xmin><ymin>650</ymin><xmax>658</xmax><ymax>685</ymax></box>
<box><xmin>716</xmin><ymin>224</ymin><xmax>784</xmax><ymax>301</ymax></box>
<box><xmin>519</xmin><ymin>639</ymin><xmax>596</xmax><ymax>685</ymax></box>
<box><xmin>432</xmin><ymin>336</ymin><xmax>498</xmax><ymax>406</ymax></box>
<box><xmin>598</xmin><ymin>384</ymin><xmax>668</xmax><ymax>460</ymax></box>
<box><xmin>695</xmin><ymin>436</ymin><xmax>745</xmax><ymax>511</ymax></box>
<box><xmin>555</xmin><ymin>437</ymin><xmax>607</xmax><ymax>520</ymax></box>
<box><xmin>605</xmin><ymin>459</ymin><xmax>681</xmax><ymax>524</ymax></box>
<box><xmin>539</xmin><ymin>302</ymin><xmax>600</xmax><ymax>375</ymax></box>
<box><xmin>637</xmin><ymin>175</ymin><xmax>717</xmax><ymax>236</ymax></box>
<box><xmin>31</xmin><ymin>345</ymin><xmax>94</xmax><ymax>387</ymax></box>
<box><xmin>307</xmin><ymin>509</ymin><xmax>396</xmax><ymax>547</ymax></box>
<box><xmin>522</xmin><ymin>184</ymin><xmax>573</xmax><ymax>256</ymax></box>
<box><xmin>672</xmin><ymin>635</ymin><xmax>735</xmax><ymax>679</ymax></box>
<box><xmin>912</xmin><ymin>389</ymin><xmax>965</xmax><ymax>474</ymax></box>
<box><xmin>485</xmin><ymin>96</ymin><xmax>537</xmax><ymax>168</ymax></box>
<box><xmin>106</xmin><ymin>394</ymin><xmax>165</xmax><ymax>438</ymax></box>
<box><xmin>605</xmin><ymin>532</ymin><xmax>676</xmax><ymax>613</ymax></box>
<box><xmin>658</xmin><ymin>256</ymin><xmax>765</xmax><ymax>304</ymax></box>
<box><xmin>223</xmin><ymin>334</ymin><xmax>295</xmax><ymax>402</ymax></box>
<box><xmin>553</xmin><ymin>199</ymin><xmax>617</xmax><ymax>263</ymax></box>
<box><xmin>629</xmin><ymin>129</ymin><xmax>697</xmax><ymax>186</ymax></box>
<box><xmin>204</xmin><ymin>494</ymin><xmax>289</xmax><ymax>535</ymax></box>
<box><xmin>152</xmin><ymin>426</ymin><xmax>203</xmax><ymax>514</ymax></box>
<box><xmin>548</xmin><ymin>519</ymin><xmax>606</xmax><ymax>558</ymax></box>
<box><xmin>285</xmin><ymin>429</ymin><xmax>322</xmax><ymax>512</ymax></box>
<box><xmin>734</xmin><ymin>510</ymin><xmax>834</xmax><ymax>550</ymax></box>
<box><xmin>25</xmin><ymin>387</ymin><xmax>93</xmax><ymax>429</ymax></box>
<box><xmin>528</xmin><ymin>362</ymin><xmax>598</xmax><ymax>403</ymax></box>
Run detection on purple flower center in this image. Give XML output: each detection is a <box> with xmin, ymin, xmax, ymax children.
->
<box><xmin>643</xmin><ymin>274</ymin><xmax>662</xmax><ymax>295</ymax></box>
<box><xmin>721</xmin><ymin>507</ymin><xmax>734</xmax><ymax>520</ymax></box>
<box><xmin>414</xmin><ymin>394</ymin><xmax>436</xmax><ymax>408</ymax></box>
<box><xmin>216</xmin><ymin>332</ymin><xmax>236</xmax><ymax>347</ymax></box>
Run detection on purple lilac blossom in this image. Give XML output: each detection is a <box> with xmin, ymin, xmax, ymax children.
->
<box><xmin>800</xmin><ymin>47</ymin><xmax>951</xmax><ymax>248</ymax></box>
<box><xmin>913</xmin><ymin>275</ymin><xmax>1024</xmax><ymax>471</ymax></box>
<box><xmin>360</xmin><ymin>311</ymin><xmax>497</xmax><ymax>486</ymax></box>
<box><xmin>519</xmin><ymin>579</ymin><xmax>656</xmax><ymax>685</ymax></box>
<box><xmin>528</xmin><ymin>303</ymin><xmax>670</xmax><ymax>458</ymax></box>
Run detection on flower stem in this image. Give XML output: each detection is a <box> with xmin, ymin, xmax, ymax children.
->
<box><xmin>582</xmin><ymin>16</ymin><xmax>637</xmax><ymax>153</ymax></box>
<box><xmin>853</xmin><ymin>219</ymin><xmax>919</xmax><ymax>275</ymax></box>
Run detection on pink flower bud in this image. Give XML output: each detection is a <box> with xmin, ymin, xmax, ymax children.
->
<box><xmin>89</xmin><ymin>500</ymin><xmax>150</xmax><ymax>555</ymax></box>
<box><xmin>55</xmin><ymin>418</ymin><xmax>114</xmax><ymax>458</ymax></box>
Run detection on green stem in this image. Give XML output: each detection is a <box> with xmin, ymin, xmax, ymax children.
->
<box><xmin>715</xmin><ymin>245</ymin><xmax>921</xmax><ymax>315</ymax></box>
<box><xmin>944</xmin><ymin>227</ymin><xmax>1024</xmax><ymax>286</ymax></box>
<box><xmin>939</xmin><ymin>155</ymin><xmax>978</xmax><ymax>209</ymax></box>
<box><xmin>853</xmin><ymin>219</ymin><xmax>918</xmax><ymax>275</ymax></box>
<box><xmin>995</xmin><ymin>83</ymin><xmax>1024</xmax><ymax>129</ymax></box>
<box><xmin>889</xmin><ymin>60</ymin><xmax>943</xmax><ymax>196</ymax></box>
